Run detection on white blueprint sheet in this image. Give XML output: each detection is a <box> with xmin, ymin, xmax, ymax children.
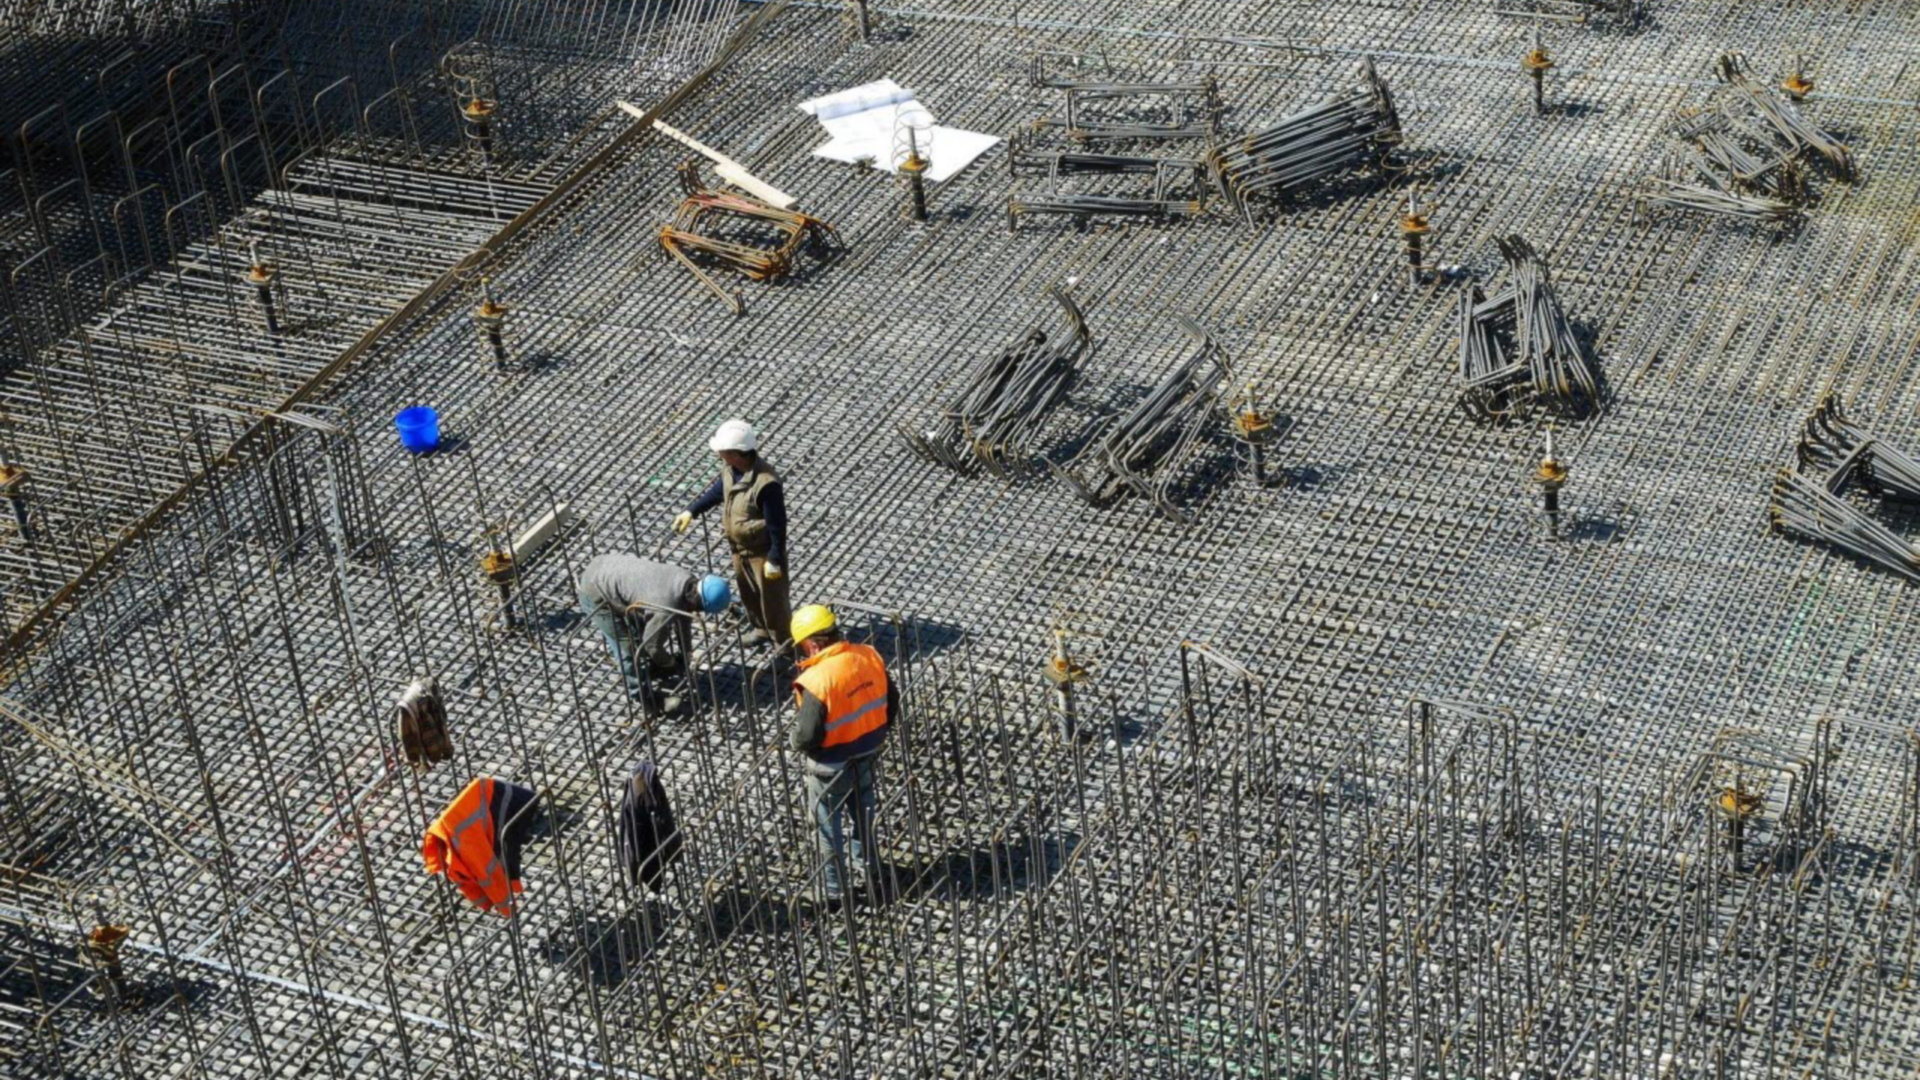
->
<box><xmin>797</xmin><ymin>79</ymin><xmax>1001</xmax><ymax>183</ymax></box>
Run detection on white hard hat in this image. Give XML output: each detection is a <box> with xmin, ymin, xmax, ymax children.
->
<box><xmin>709</xmin><ymin>419</ymin><xmax>758</xmax><ymax>453</ymax></box>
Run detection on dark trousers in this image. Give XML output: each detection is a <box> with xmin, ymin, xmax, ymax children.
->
<box><xmin>581</xmin><ymin>591</ymin><xmax>686</xmax><ymax>699</ymax></box>
<box><xmin>732</xmin><ymin>551</ymin><xmax>791</xmax><ymax>647</ymax></box>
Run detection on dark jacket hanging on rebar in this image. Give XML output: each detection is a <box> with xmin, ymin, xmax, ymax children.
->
<box><xmin>615</xmin><ymin>762</ymin><xmax>683</xmax><ymax>890</ymax></box>
<box><xmin>490</xmin><ymin>779</ymin><xmax>539</xmax><ymax>884</ymax></box>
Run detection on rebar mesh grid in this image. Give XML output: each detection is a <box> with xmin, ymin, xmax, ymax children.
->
<box><xmin>3</xmin><ymin>1</ymin><xmax>1920</xmax><ymax>1077</ymax></box>
<box><xmin>0</xmin><ymin>0</ymin><xmax>749</xmax><ymax>633</ymax></box>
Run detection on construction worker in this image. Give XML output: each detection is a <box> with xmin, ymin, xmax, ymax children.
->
<box><xmin>673</xmin><ymin>419</ymin><xmax>791</xmax><ymax>649</ymax></box>
<box><xmin>578</xmin><ymin>553</ymin><xmax>730</xmax><ymax>710</ymax></box>
<box><xmin>788</xmin><ymin>604</ymin><xmax>895</xmax><ymax>905</ymax></box>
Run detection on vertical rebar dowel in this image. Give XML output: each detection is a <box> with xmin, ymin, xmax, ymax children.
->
<box><xmin>0</xmin><ymin>452</ymin><xmax>31</xmax><ymax>544</ymax></box>
<box><xmin>247</xmin><ymin>240</ymin><xmax>279</xmax><ymax>335</ymax></box>
<box><xmin>896</xmin><ymin>115</ymin><xmax>932</xmax><ymax>223</ymax></box>
<box><xmin>474</xmin><ymin>276</ymin><xmax>511</xmax><ymax>371</ymax></box>
<box><xmin>903</xmin><ymin>155</ymin><xmax>929</xmax><ymax>222</ymax></box>
<box><xmin>1046</xmin><ymin>630</ymin><xmax>1084</xmax><ymax>740</ymax></box>
<box><xmin>463</xmin><ymin>97</ymin><xmax>497</xmax><ymax>163</ymax></box>
<box><xmin>1523</xmin><ymin>25</ymin><xmax>1553</xmax><ymax>116</ymax></box>
<box><xmin>1178</xmin><ymin>643</ymin><xmax>1203</xmax><ymax>789</ymax></box>
<box><xmin>1536</xmin><ymin>427</ymin><xmax>1567</xmax><ymax>539</ymax></box>
<box><xmin>1401</xmin><ymin>191</ymin><xmax>1429</xmax><ymax>286</ymax></box>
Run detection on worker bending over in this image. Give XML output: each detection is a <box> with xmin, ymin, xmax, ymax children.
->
<box><xmin>788</xmin><ymin>604</ymin><xmax>895</xmax><ymax>906</ymax></box>
<box><xmin>578</xmin><ymin>553</ymin><xmax>729</xmax><ymax>711</ymax></box>
<box><xmin>674</xmin><ymin>419</ymin><xmax>791</xmax><ymax>649</ymax></box>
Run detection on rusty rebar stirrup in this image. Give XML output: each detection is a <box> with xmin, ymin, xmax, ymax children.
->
<box><xmin>658</xmin><ymin>161</ymin><xmax>841</xmax><ymax>315</ymax></box>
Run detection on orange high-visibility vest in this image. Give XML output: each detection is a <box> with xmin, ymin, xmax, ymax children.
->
<box><xmin>422</xmin><ymin>777</ymin><xmax>521</xmax><ymax>916</ymax></box>
<box><xmin>794</xmin><ymin>641</ymin><xmax>890</xmax><ymax>751</ymax></box>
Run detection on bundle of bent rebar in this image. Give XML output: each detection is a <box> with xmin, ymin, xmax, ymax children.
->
<box><xmin>1456</xmin><ymin>236</ymin><xmax>1597</xmax><ymax>422</ymax></box>
<box><xmin>1769</xmin><ymin>396</ymin><xmax>1920</xmax><ymax>579</ymax></box>
<box><xmin>1047</xmin><ymin>316</ymin><xmax>1230</xmax><ymax>522</ymax></box>
<box><xmin>1207</xmin><ymin>58</ymin><xmax>1402</xmax><ymax>222</ymax></box>
<box><xmin>1643</xmin><ymin>146</ymin><xmax>1799</xmax><ymax>224</ymax></box>
<box><xmin>900</xmin><ymin>287</ymin><xmax>1092</xmax><ymax>477</ymax></box>
<box><xmin>1771</xmin><ymin>395</ymin><xmax>1920</xmax><ymax>582</ymax></box>
<box><xmin>1797</xmin><ymin>394</ymin><xmax>1920</xmax><ymax>500</ymax></box>
<box><xmin>659</xmin><ymin>164</ymin><xmax>840</xmax><ymax>314</ymax></box>
<box><xmin>1715</xmin><ymin>53</ymin><xmax>1853</xmax><ymax>180</ymax></box>
<box><xmin>1644</xmin><ymin>53</ymin><xmax>1852</xmax><ymax>225</ymax></box>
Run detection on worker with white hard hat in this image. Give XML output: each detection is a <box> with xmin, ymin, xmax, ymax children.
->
<box><xmin>673</xmin><ymin>419</ymin><xmax>792</xmax><ymax>648</ymax></box>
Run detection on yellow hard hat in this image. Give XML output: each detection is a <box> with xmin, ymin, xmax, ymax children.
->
<box><xmin>790</xmin><ymin>604</ymin><xmax>837</xmax><ymax>643</ymax></box>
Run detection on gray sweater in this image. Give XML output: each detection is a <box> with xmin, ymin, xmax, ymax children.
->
<box><xmin>579</xmin><ymin>555</ymin><xmax>697</xmax><ymax>663</ymax></box>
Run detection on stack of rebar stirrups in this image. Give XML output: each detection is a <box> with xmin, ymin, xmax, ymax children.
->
<box><xmin>1770</xmin><ymin>395</ymin><xmax>1920</xmax><ymax>581</ymax></box>
<box><xmin>1008</xmin><ymin>62</ymin><xmax>1220</xmax><ymax>227</ymax></box>
<box><xmin>1641</xmin><ymin>53</ymin><xmax>1852</xmax><ymax>226</ymax></box>
<box><xmin>1207</xmin><ymin>58</ymin><xmax>1404</xmax><ymax>225</ymax></box>
<box><xmin>1046</xmin><ymin>317</ymin><xmax>1236</xmax><ymax>523</ymax></box>
<box><xmin>1008</xmin><ymin>58</ymin><xmax>1406</xmax><ymax>228</ymax></box>
<box><xmin>1455</xmin><ymin>236</ymin><xmax>1598</xmax><ymax>422</ymax></box>
<box><xmin>899</xmin><ymin>286</ymin><xmax>1093</xmax><ymax>476</ymax></box>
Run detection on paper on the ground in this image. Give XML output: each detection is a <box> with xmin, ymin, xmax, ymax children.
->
<box><xmin>912</xmin><ymin>127</ymin><xmax>1003</xmax><ymax>184</ymax></box>
<box><xmin>797</xmin><ymin>79</ymin><xmax>1001</xmax><ymax>183</ymax></box>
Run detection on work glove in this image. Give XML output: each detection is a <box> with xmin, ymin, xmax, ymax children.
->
<box><xmin>764</xmin><ymin>562</ymin><xmax>784</xmax><ymax>581</ymax></box>
<box><xmin>672</xmin><ymin>511</ymin><xmax>693</xmax><ymax>534</ymax></box>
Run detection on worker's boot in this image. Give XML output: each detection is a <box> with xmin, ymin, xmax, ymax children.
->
<box><xmin>657</xmin><ymin>693</ymin><xmax>685</xmax><ymax>715</ymax></box>
<box><xmin>742</xmin><ymin>626</ymin><xmax>772</xmax><ymax>647</ymax></box>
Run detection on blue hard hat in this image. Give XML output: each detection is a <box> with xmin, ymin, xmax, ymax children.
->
<box><xmin>698</xmin><ymin>574</ymin><xmax>731</xmax><ymax>615</ymax></box>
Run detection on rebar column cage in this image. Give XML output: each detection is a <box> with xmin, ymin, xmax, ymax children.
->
<box><xmin>1677</xmin><ymin>720</ymin><xmax>1831</xmax><ymax>874</ymax></box>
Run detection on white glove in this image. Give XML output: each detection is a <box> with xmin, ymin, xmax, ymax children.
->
<box><xmin>672</xmin><ymin>511</ymin><xmax>693</xmax><ymax>534</ymax></box>
<box><xmin>764</xmin><ymin>562</ymin><xmax>784</xmax><ymax>581</ymax></box>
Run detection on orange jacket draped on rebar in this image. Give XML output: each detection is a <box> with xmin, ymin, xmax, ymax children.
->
<box><xmin>422</xmin><ymin>776</ymin><xmax>539</xmax><ymax>916</ymax></box>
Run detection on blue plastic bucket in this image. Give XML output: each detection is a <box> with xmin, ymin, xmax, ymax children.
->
<box><xmin>394</xmin><ymin>406</ymin><xmax>440</xmax><ymax>453</ymax></box>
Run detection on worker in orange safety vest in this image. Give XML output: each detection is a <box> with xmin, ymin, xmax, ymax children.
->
<box><xmin>422</xmin><ymin>776</ymin><xmax>539</xmax><ymax>916</ymax></box>
<box><xmin>788</xmin><ymin>604</ymin><xmax>896</xmax><ymax>906</ymax></box>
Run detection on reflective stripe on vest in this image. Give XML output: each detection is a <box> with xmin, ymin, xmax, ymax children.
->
<box><xmin>453</xmin><ymin>786</ymin><xmax>506</xmax><ymax>900</ymax></box>
<box><xmin>428</xmin><ymin>777</ymin><xmax>511</xmax><ymax>909</ymax></box>
<box><xmin>795</xmin><ymin>642</ymin><xmax>889</xmax><ymax>750</ymax></box>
